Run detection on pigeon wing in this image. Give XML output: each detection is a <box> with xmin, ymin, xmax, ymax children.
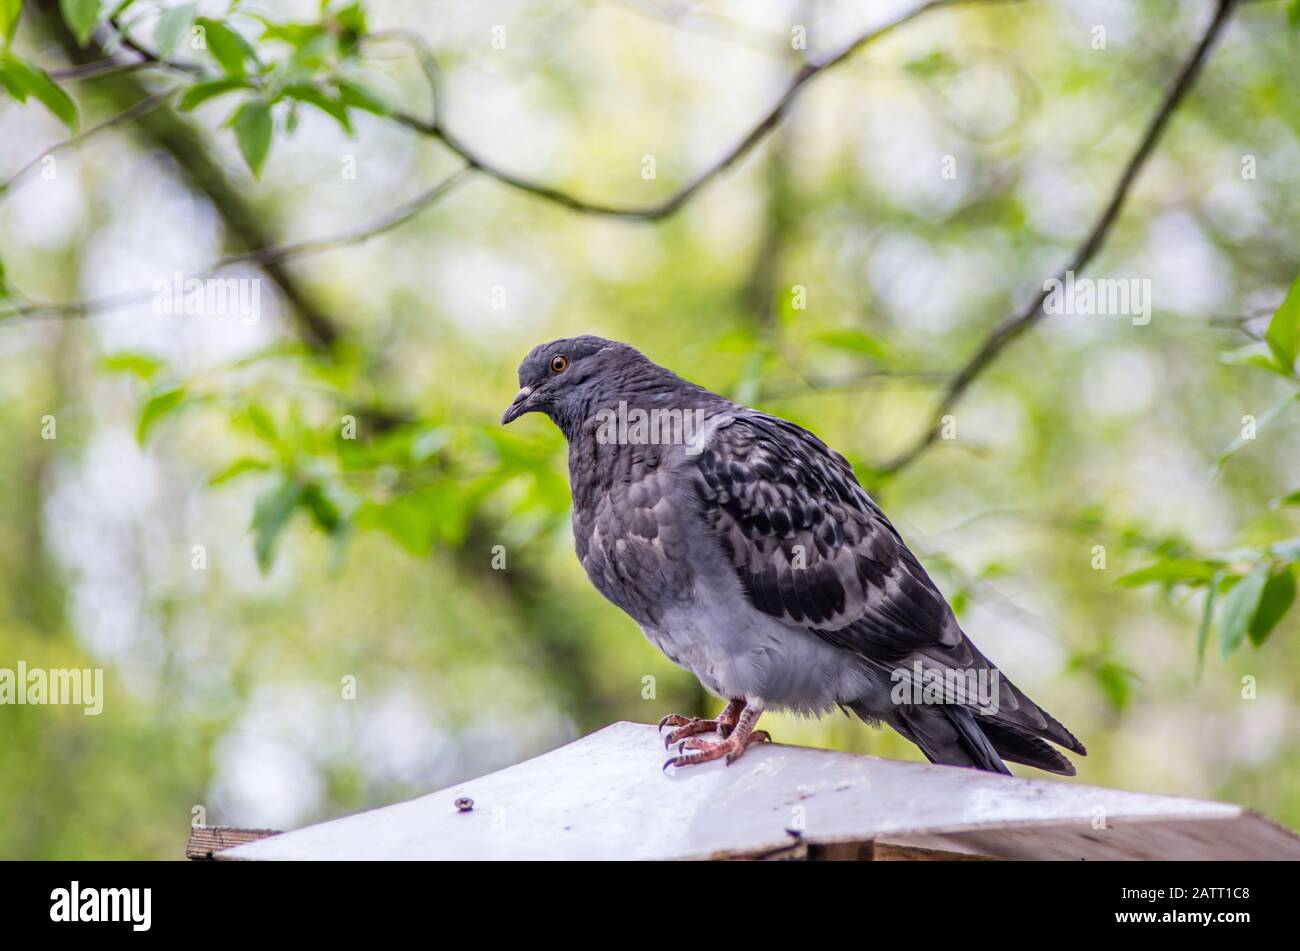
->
<box><xmin>688</xmin><ymin>410</ymin><xmax>960</xmax><ymax>653</ymax></box>
<box><xmin>688</xmin><ymin>410</ymin><xmax>1085</xmax><ymax>758</ymax></box>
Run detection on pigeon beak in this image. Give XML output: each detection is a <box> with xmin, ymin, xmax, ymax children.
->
<box><xmin>501</xmin><ymin>386</ymin><xmax>534</xmax><ymax>425</ymax></box>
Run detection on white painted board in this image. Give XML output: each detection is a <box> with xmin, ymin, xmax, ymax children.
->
<box><xmin>222</xmin><ymin>722</ymin><xmax>1300</xmax><ymax>860</ymax></box>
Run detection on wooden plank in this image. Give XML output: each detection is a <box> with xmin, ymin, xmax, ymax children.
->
<box><xmin>215</xmin><ymin>722</ymin><xmax>1300</xmax><ymax>861</ymax></box>
<box><xmin>187</xmin><ymin>825</ymin><xmax>282</xmax><ymax>860</ymax></box>
<box><xmin>866</xmin><ymin>841</ymin><xmax>994</xmax><ymax>861</ymax></box>
<box><xmin>885</xmin><ymin>812</ymin><xmax>1300</xmax><ymax>861</ymax></box>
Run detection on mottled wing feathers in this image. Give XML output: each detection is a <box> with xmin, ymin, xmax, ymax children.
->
<box><xmin>688</xmin><ymin>409</ymin><xmax>1085</xmax><ymax>760</ymax></box>
<box><xmin>689</xmin><ymin>411</ymin><xmax>961</xmax><ymax>649</ymax></box>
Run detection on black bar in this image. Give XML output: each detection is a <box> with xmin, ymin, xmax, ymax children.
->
<box><xmin>1</xmin><ymin>859</ymin><xmax>1288</xmax><ymax>937</ymax></box>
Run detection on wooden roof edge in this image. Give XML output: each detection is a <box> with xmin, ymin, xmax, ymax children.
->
<box><xmin>186</xmin><ymin>825</ymin><xmax>283</xmax><ymax>861</ymax></box>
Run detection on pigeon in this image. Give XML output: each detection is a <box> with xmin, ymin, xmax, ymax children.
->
<box><xmin>502</xmin><ymin>336</ymin><xmax>1086</xmax><ymax>774</ymax></box>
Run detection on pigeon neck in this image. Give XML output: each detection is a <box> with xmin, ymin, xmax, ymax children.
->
<box><xmin>558</xmin><ymin>379</ymin><xmax>723</xmax><ymax>443</ymax></box>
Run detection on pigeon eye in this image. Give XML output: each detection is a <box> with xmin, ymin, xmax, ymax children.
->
<box><xmin>550</xmin><ymin>354</ymin><xmax>569</xmax><ymax>374</ymax></box>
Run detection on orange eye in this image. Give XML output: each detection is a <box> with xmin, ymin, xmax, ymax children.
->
<box><xmin>550</xmin><ymin>354</ymin><xmax>569</xmax><ymax>373</ymax></box>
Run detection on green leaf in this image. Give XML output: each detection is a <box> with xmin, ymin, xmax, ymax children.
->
<box><xmin>0</xmin><ymin>57</ymin><xmax>27</xmax><ymax>100</ymax></box>
<box><xmin>331</xmin><ymin>5</ymin><xmax>366</xmax><ymax>57</ymax></box>
<box><xmin>229</xmin><ymin>99</ymin><xmax>273</xmax><ymax>177</ymax></box>
<box><xmin>281</xmin><ymin>83</ymin><xmax>351</xmax><ymax>134</ymax></box>
<box><xmin>330</xmin><ymin>1</ymin><xmax>366</xmax><ymax>39</ymax></box>
<box><xmin>1195</xmin><ymin>570</ymin><xmax>1224</xmax><ymax>681</ymax></box>
<box><xmin>1095</xmin><ymin>660</ymin><xmax>1138</xmax><ymax>712</ymax></box>
<box><xmin>728</xmin><ymin>350</ymin><xmax>770</xmax><ymax>406</ymax></box>
<box><xmin>334</xmin><ymin>78</ymin><xmax>391</xmax><ymax>116</ymax></box>
<box><xmin>208</xmin><ymin>457</ymin><xmax>271</xmax><ymax>486</ymax></box>
<box><xmin>904</xmin><ymin>50</ymin><xmax>959</xmax><ymax>80</ymax></box>
<box><xmin>232</xmin><ymin>401</ymin><xmax>278</xmax><ymax>445</ymax></box>
<box><xmin>286</xmin><ymin>29</ymin><xmax>337</xmax><ymax>71</ymax></box>
<box><xmin>814</xmin><ymin>329</ymin><xmax>894</xmax><ymax>362</ymax></box>
<box><xmin>1264</xmin><ymin>272</ymin><xmax>1300</xmax><ymax>374</ymax></box>
<box><xmin>179</xmin><ymin>77</ymin><xmax>249</xmax><ymax>111</ymax></box>
<box><xmin>60</xmin><ymin>0</ymin><xmax>102</xmax><ymax>47</ymax></box>
<box><xmin>136</xmin><ymin>385</ymin><xmax>188</xmax><ymax>444</ymax></box>
<box><xmin>1290</xmin><ymin>0</ymin><xmax>1300</xmax><ymax>32</ymax></box>
<box><xmin>21</xmin><ymin>66</ymin><xmax>78</xmax><ymax>131</ymax></box>
<box><xmin>154</xmin><ymin>2</ymin><xmax>196</xmax><ymax>59</ymax></box>
<box><xmin>1</xmin><ymin>0</ymin><xmax>21</xmax><ymax>46</ymax></box>
<box><xmin>1249</xmin><ymin>566</ymin><xmax>1296</xmax><ymax>647</ymax></box>
<box><xmin>1218</xmin><ymin>563</ymin><xmax>1270</xmax><ymax>659</ymax></box>
<box><xmin>252</xmin><ymin>478</ymin><xmax>304</xmax><ymax>572</ymax></box>
<box><xmin>1065</xmin><ymin>651</ymin><xmax>1139</xmax><ymax>711</ymax></box>
<box><xmin>301</xmin><ymin>483</ymin><xmax>341</xmax><ymax>533</ymax></box>
<box><xmin>357</xmin><ymin>488</ymin><xmax>444</xmax><ymax>556</ymax></box>
<box><xmin>254</xmin><ymin>15</ymin><xmax>323</xmax><ymax>48</ymax></box>
<box><xmin>100</xmin><ymin>351</ymin><xmax>164</xmax><ymax>380</ymax></box>
<box><xmin>196</xmin><ymin>17</ymin><xmax>257</xmax><ymax>77</ymax></box>
<box><xmin>1213</xmin><ymin>391</ymin><xmax>1300</xmax><ymax>472</ymax></box>
<box><xmin>223</xmin><ymin>340</ymin><xmax>313</xmax><ymax>370</ymax></box>
<box><xmin>1116</xmin><ymin>559</ymin><xmax>1220</xmax><ymax>588</ymax></box>
<box><xmin>1</xmin><ymin>53</ymin><xmax>78</xmax><ymax>130</ymax></box>
<box><xmin>1220</xmin><ymin>343</ymin><xmax>1289</xmax><ymax>376</ymax></box>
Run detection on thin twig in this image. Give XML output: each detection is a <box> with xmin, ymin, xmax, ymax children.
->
<box><xmin>363</xmin><ymin>29</ymin><xmax>442</xmax><ymax>128</ymax></box>
<box><xmin>3</xmin><ymin>0</ymin><xmax>1009</xmax><ymax>325</ymax></box>
<box><xmin>0</xmin><ymin>89</ymin><xmax>178</xmax><ymax>203</ymax></box>
<box><xmin>759</xmin><ymin>368</ymin><xmax>951</xmax><ymax>401</ymax></box>
<box><xmin>0</xmin><ymin>167</ymin><xmax>472</xmax><ymax>322</ymax></box>
<box><xmin>48</xmin><ymin>58</ymin><xmax>156</xmax><ymax>80</ymax></box>
<box><xmin>217</xmin><ymin>166</ymin><xmax>472</xmax><ymax>269</ymax></box>
<box><xmin>99</xmin><ymin>0</ymin><xmax>1017</xmax><ymax>220</ymax></box>
<box><xmin>876</xmin><ymin>0</ymin><xmax>1240</xmax><ymax>474</ymax></box>
<box><xmin>111</xmin><ymin>16</ymin><xmax>203</xmax><ymax>74</ymax></box>
<box><xmin>391</xmin><ymin>0</ymin><xmax>1025</xmax><ymax>220</ymax></box>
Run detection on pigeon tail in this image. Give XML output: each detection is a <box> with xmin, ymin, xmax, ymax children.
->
<box><xmin>864</xmin><ymin>701</ymin><xmax>1013</xmax><ymax>775</ymax></box>
<box><xmin>979</xmin><ymin>720</ymin><xmax>1077</xmax><ymax>776</ymax></box>
<box><xmin>859</xmin><ymin>699</ymin><xmax>1080</xmax><ymax>776</ymax></box>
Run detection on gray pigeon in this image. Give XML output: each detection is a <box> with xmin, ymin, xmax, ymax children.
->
<box><xmin>503</xmin><ymin>336</ymin><xmax>1085</xmax><ymax>774</ymax></box>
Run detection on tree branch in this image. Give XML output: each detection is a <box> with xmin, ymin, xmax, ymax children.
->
<box><xmin>395</xmin><ymin>0</ymin><xmax>1024</xmax><ymax>220</ymax></box>
<box><xmin>0</xmin><ymin>167</ymin><xmax>471</xmax><ymax>322</ymax></box>
<box><xmin>759</xmin><ymin>368</ymin><xmax>951</xmax><ymax>401</ymax></box>
<box><xmin>84</xmin><ymin>0</ymin><xmax>1021</xmax><ymax>222</ymax></box>
<box><xmin>0</xmin><ymin>89</ymin><xmax>177</xmax><ymax>203</ymax></box>
<box><xmin>24</xmin><ymin>1</ymin><xmax>340</xmax><ymax>350</ymax></box>
<box><xmin>47</xmin><ymin>58</ymin><xmax>156</xmax><ymax>80</ymax></box>
<box><xmin>5</xmin><ymin>0</ymin><xmax>1017</xmax><ymax>324</ymax></box>
<box><xmin>14</xmin><ymin>4</ymin><xmax>617</xmax><ymax>726</ymax></box>
<box><xmin>876</xmin><ymin>0</ymin><xmax>1240</xmax><ymax>475</ymax></box>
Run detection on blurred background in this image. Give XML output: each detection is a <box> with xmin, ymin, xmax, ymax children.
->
<box><xmin>1</xmin><ymin>0</ymin><xmax>1298</xmax><ymax>858</ymax></box>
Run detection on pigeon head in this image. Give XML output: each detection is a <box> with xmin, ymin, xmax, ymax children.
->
<box><xmin>502</xmin><ymin>335</ymin><xmax>641</xmax><ymax>432</ymax></box>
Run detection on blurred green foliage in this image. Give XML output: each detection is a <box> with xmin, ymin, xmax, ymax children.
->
<box><xmin>1</xmin><ymin>0</ymin><xmax>1299</xmax><ymax>857</ymax></box>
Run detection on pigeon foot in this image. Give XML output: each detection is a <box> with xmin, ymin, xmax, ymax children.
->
<box><xmin>663</xmin><ymin>704</ymin><xmax>768</xmax><ymax>770</ymax></box>
<box><xmin>658</xmin><ymin>698</ymin><xmax>746</xmax><ymax>748</ymax></box>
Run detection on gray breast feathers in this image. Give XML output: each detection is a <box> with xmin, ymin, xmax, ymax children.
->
<box><xmin>569</xmin><ymin>435</ymin><xmax>698</xmax><ymax>628</ymax></box>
